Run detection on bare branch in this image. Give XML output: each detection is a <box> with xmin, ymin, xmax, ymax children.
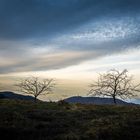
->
<box><xmin>88</xmin><ymin>69</ymin><xmax>140</xmax><ymax>104</ymax></box>
<box><xmin>16</xmin><ymin>77</ymin><xmax>55</xmax><ymax>102</ymax></box>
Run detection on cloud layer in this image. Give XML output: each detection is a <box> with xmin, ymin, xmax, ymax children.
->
<box><xmin>0</xmin><ymin>0</ymin><xmax>139</xmax><ymax>39</ymax></box>
<box><xmin>0</xmin><ymin>0</ymin><xmax>140</xmax><ymax>74</ymax></box>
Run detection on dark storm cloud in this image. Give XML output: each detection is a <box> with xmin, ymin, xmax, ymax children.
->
<box><xmin>0</xmin><ymin>0</ymin><xmax>140</xmax><ymax>74</ymax></box>
<box><xmin>0</xmin><ymin>0</ymin><xmax>140</xmax><ymax>40</ymax></box>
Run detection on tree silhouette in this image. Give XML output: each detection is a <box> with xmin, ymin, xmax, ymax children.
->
<box><xmin>16</xmin><ymin>77</ymin><xmax>55</xmax><ymax>102</ymax></box>
<box><xmin>89</xmin><ymin>69</ymin><xmax>140</xmax><ymax>104</ymax></box>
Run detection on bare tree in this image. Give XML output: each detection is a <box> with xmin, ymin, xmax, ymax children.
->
<box><xmin>16</xmin><ymin>77</ymin><xmax>55</xmax><ymax>102</ymax></box>
<box><xmin>89</xmin><ymin>69</ymin><xmax>140</xmax><ymax>104</ymax></box>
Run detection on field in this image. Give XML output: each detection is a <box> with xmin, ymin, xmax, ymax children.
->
<box><xmin>0</xmin><ymin>99</ymin><xmax>140</xmax><ymax>140</ymax></box>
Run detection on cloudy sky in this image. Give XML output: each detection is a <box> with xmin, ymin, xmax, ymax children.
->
<box><xmin>0</xmin><ymin>0</ymin><xmax>140</xmax><ymax>100</ymax></box>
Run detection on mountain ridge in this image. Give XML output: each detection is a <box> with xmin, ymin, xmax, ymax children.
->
<box><xmin>64</xmin><ymin>96</ymin><xmax>136</xmax><ymax>105</ymax></box>
<box><xmin>0</xmin><ymin>91</ymin><xmax>36</xmax><ymax>101</ymax></box>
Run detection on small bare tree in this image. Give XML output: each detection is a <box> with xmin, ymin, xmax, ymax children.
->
<box><xmin>89</xmin><ymin>69</ymin><xmax>140</xmax><ymax>104</ymax></box>
<box><xmin>16</xmin><ymin>77</ymin><xmax>55</xmax><ymax>102</ymax></box>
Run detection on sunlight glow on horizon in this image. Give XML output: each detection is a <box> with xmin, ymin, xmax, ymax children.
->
<box><xmin>1</xmin><ymin>47</ymin><xmax>140</xmax><ymax>79</ymax></box>
<box><xmin>1</xmin><ymin>47</ymin><xmax>140</xmax><ymax>101</ymax></box>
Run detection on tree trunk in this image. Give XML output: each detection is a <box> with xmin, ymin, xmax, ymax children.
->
<box><xmin>34</xmin><ymin>96</ymin><xmax>37</xmax><ymax>103</ymax></box>
<box><xmin>113</xmin><ymin>96</ymin><xmax>116</xmax><ymax>104</ymax></box>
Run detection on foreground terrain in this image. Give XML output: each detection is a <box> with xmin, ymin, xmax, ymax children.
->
<box><xmin>0</xmin><ymin>99</ymin><xmax>140</xmax><ymax>140</ymax></box>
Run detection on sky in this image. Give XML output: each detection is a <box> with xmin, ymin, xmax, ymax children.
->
<box><xmin>0</xmin><ymin>0</ymin><xmax>140</xmax><ymax>101</ymax></box>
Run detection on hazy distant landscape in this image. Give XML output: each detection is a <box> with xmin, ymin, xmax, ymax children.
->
<box><xmin>0</xmin><ymin>91</ymin><xmax>138</xmax><ymax>105</ymax></box>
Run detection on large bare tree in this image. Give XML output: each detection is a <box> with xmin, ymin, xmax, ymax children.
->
<box><xmin>16</xmin><ymin>77</ymin><xmax>55</xmax><ymax>102</ymax></box>
<box><xmin>89</xmin><ymin>69</ymin><xmax>140</xmax><ymax>104</ymax></box>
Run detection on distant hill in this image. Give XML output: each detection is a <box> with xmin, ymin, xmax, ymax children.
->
<box><xmin>0</xmin><ymin>91</ymin><xmax>36</xmax><ymax>101</ymax></box>
<box><xmin>64</xmin><ymin>96</ymin><xmax>135</xmax><ymax>105</ymax></box>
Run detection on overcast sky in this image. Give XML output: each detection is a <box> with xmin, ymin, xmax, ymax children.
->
<box><xmin>0</xmin><ymin>0</ymin><xmax>140</xmax><ymax>99</ymax></box>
